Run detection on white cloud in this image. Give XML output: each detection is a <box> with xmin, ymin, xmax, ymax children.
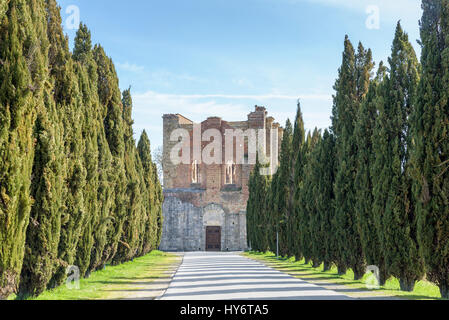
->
<box><xmin>134</xmin><ymin>91</ymin><xmax>331</xmax><ymax>104</ymax></box>
<box><xmin>115</xmin><ymin>62</ymin><xmax>145</xmax><ymax>73</ymax></box>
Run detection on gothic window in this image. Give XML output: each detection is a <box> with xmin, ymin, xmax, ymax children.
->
<box><xmin>192</xmin><ymin>160</ymin><xmax>200</xmax><ymax>184</ymax></box>
<box><xmin>225</xmin><ymin>161</ymin><xmax>236</xmax><ymax>185</ymax></box>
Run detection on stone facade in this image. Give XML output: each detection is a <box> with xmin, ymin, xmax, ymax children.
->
<box><xmin>159</xmin><ymin>106</ymin><xmax>282</xmax><ymax>252</ymax></box>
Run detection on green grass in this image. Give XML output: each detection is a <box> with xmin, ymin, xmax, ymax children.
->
<box><xmin>243</xmin><ymin>251</ymin><xmax>443</xmax><ymax>300</ymax></box>
<box><xmin>11</xmin><ymin>251</ymin><xmax>179</xmax><ymax>300</ymax></box>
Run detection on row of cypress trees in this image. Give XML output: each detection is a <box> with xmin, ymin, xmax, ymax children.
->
<box><xmin>247</xmin><ymin>0</ymin><xmax>449</xmax><ymax>298</ymax></box>
<box><xmin>0</xmin><ymin>0</ymin><xmax>163</xmax><ymax>299</ymax></box>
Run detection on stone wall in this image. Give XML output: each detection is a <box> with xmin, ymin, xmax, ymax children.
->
<box><xmin>159</xmin><ymin>190</ymin><xmax>247</xmax><ymax>252</ymax></box>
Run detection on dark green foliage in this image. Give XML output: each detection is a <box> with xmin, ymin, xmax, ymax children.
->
<box><xmin>376</xmin><ymin>22</ymin><xmax>423</xmax><ymax>291</ymax></box>
<box><xmin>303</xmin><ymin>129</ymin><xmax>322</xmax><ymax>267</ymax></box>
<box><xmin>73</xmin><ymin>23</ymin><xmax>92</xmax><ymax>62</ymax></box>
<box><xmin>113</xmin><ymin>88</ymin><xmax>145</xmax><ymax>263</ymax></box>
<box><xmin>333</xmin><ymin>38</ymin><xmax>373</xmax><ymax>279</ymax></box>
<box><xmin>0</xmin><ymin>0</ymin><xmax>44</xmax><ymax>298</ymax></box>
<box><xmin>297</xmin><ymin>130</ymin><xmax>321</xmax><ymax>265</ymax></box>
<box><xmin>247</xmin><ymin>155</ymin><xmax>270</xmax><ymax>252</ymax></box>
<box><xmin>266</xmin><ymin>173</ymin><xmax>278</xmax><ymax>252</ymax></box>
<box><xmin>0</xmin><ymin>0</ymin><xmax>162</xmax><ymax>298</ymax></box>
<box><xmin>49</xmin><ymin>7</ymin><xmax>89</xmax><ymax>287</ymax></box>
<box><xmin>286</xmin><ymin>102</ymin><xmax>306</xmax><ymax>259</ymax></box>
<box><xmin>138</xmin><ymin>130</ymin><xmax>164</xmax><ymax>254</ymax></box>
<box><xmin>355</xmin><ymin>62</ymin><xmax>388</xmax><ymax>285</ymax></box>
<box><xmin>412</xmin><ymin>0</ymin><xmax>449</xmax><ymax>298</ymax></box>
<box><xmin>246</xmin><ymin>0</ymin><xmax>449</xmax><ymax>299</ymax></box>
<box><xmin>274</xmin><ymin>120</ymin><xmax>293</xmax><ymax>257</ymax></box>
<box><xmin>315</xmin><ymin>130</ymin><xmax>337</xmax><ymax>271</ymax></box>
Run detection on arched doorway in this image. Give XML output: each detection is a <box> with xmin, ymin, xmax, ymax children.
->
<box><xmin>203</xmin><ymin>204</ymin><xmax>225</xmax><ymax>252</ymax></box>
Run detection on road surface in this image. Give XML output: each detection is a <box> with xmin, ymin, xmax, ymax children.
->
<box><xmin>160</xmin><ymin>252</ymin><xmax>351</xmax><ymax>300</ymax></box>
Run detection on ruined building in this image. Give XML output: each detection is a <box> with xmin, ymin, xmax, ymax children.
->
<box><xmin>159</xmin><ymin>106</ymin><xmax>283</xmax><ymax>251</ymax></box>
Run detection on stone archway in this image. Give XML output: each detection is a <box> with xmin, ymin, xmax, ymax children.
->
<box><xmin>202</xmin><ymin>204</ymin><xmax>225</xmax><ymax>251</ymax></box>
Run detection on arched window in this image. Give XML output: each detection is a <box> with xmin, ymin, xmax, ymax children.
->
<box><xmin>192</xmin><ymin>160</ymin><xmax>200</xmax><ymax>184</ymax></box>
<box><xmin>225</xmin><ymin>161</ymin><xmax>236</xmax><ymax>185</ymax></box>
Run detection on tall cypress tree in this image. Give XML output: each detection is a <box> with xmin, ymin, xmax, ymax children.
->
<box><xmin>19</xmin><ymin>98</ymin><xmax>65</xmax><ymax>297</ymax></box>
<box><xmin>297</xmin><ymin>131</ymin><xmax>314</xmax><ymax>264</ymax></box>
<box><xmin>247</xmin><ymin>155</ymin><xmax>266</xmax><ymax>252</ymax></box>
<box><xmin>355</xmin><ymin>62</ymin><xmax>388</xmax><ymax>285</ymax></box>
<box><xmin>274</xmin><ymin>120</ymin><xmax>293</xmax><ymax>257</ymax></box>
<box><xmin>92</xmin><ymin>44</ymin><xmax>127</xmax><ymax>265</ymax></box>
<box><xmin>138</xmin><ymin>130</ymin><xmax>157</xmax><ymax>254</ymax></box>
<box><xmin>0</xmin><ymin>0</ymin><xmax>46</xmax><ymax>298</ymax></box>
<box><xmin>307</xmin><ymin>128</ymin><xmax>324</xmax><ymax>268</ymax></box>
<box><xmin>412</xmin><ymin>0</ymin><xmax>449</xmax><ymax>298</ymax></box>
<box><xmin>287</xmin><ymin>102</ymin><xmax>305</xmax><ymax>258</ymax></box>
<box><xmin>332</xmin><ymin>36</ymin><xmax>357</xmax><ymax>275</ymax></box>
<box><xmin>18</xmin><ymin>0</ymin><xmax>69</xmax><ymax>295</ymax></box>
<box><xmin>333</xmin><ymin>38</ymin><xmax>373</xmax><ymax>279</ymax></box>
<box><xmin>315</xmin><ymin>129</ymin><xmax>337</xmax><ymax>271</ymax></box>
<box><xmin>114</xmin><ymin>88</ymin><xmax>146</xmax><ymax>262</ymax></box>
<box><xmin>0</xmin><ymin>0</ymin><xmax>164</xmax><ymax>298</ymax></box>
<box><xmin>379</xmin><ymin>22</ymin><xmax>424</xmax><ymax>292</ymax></box>
<box><xmin>45</xmin><ymin>11</ymin><xmax>88</xmax><ymax>289</ymax></box>
<box><xmin>69</xmin><ymin>23</ymin><xmax>96</xmax><ymax>279</ymax></box>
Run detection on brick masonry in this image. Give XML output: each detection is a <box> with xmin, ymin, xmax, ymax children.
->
<box><xmin>159</xmin><ymin>106</ymin><xmax>282</xmax><ymax>252</ymax></box>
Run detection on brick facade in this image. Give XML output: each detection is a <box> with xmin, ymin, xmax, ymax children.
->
<box><xmin>159</xmin><ymin>106</ymin><xmax>282</xmax><ymax>252</ymax></box>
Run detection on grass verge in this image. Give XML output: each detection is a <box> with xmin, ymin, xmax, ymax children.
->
<box><xmin>11</xmin><ymin>251</ymin><xmax>179</xmax><ymax>300</ymax></box>
<box><xmin>243</xmin><ymin>251</ymin><xmax>443</xmax><ymax>300</ymax></box>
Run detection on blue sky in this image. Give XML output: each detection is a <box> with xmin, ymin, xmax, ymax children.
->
<box><xmin>57</xmin><ymin>0</ymin><xmax>422</xmax><ymax>149</ymax></box>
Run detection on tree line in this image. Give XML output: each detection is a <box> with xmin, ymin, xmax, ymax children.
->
<box><xmin>247</xmin><ymin>0</ymin><xmax>449</xmax><ymax>299</ymax></box>
<box><xmin>0</xmin><ymin>0</ymin><xmax>163</xmax><ymax>299</ymax></box>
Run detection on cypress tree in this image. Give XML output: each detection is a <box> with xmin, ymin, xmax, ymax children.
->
<box><xmin>0</xmin><ymin>0</ymin><xmax>164</xmax><ymax>298</ymax></box>
<box><xmin>137</xmin><ymin>130</ymin><xmax>157</xmax><ymax>254</ymax></box>
<box><xmin>292</xmin><ymin>126</ymin><xmax>308</xmax><ymax>261</ymax></box>
<box><xmin>307</xmin><ymin>128</ymin><xmax>324</xmax><ymax>268</ymax></box>
<box><xmin>333</xmin><ymin>38</ymin><xmax>373</xmax><ymax>279</ymax></box>
<box><xmin>151</xmin><ymin>151</ymin><xmax>164</xmax><ymax>250</ymax></box>
<box><xmin>412</xmin><ymin>0</ymin><xmax>449</xmax><ymax>298</ymax></box>
<box><xmin>249</xmin><ymin>153</ymin><xmax>271</xmax><ymax>252</ymax></box>
<box><xmin>0</xmin><ymin>0</ymin><xmax>45</xmax><ymax>298</ymax></box>
<box><xmin>114</xmin><ymin>88</ymin><xmax>146</xmax><ymax>262</ymax></box>
<box><xmin>18</xmin><ymin>0</ymin><xmax>68</xmax><ymax>294</ymax></box>
<box><xmin>287</xmin><ymin>102</ymin><xmax>305</xmax><ymax>258</ymax></box>
<box><xmin>332</xmin><ymin>36</ymin><xmax>357</xmax><ymax>275</ymax></box>
<box><xmin>247</xmin><ymin>155</ymin><xmax>260</xmax><ymax>251</ymax></box>
<box><xmin>274</xmin><ymin>120</ymin><xmax>293</xmax><ymax>257</ymax></box>
<box><xmin>75</xmin><ymin>33</ymin><xmax>115</xmax><ymax>271</ymax></box>
<box><xmin>92</xmin><ymin>44</ymin><xmax>127</xmax><ymax>265</ymax></box>
<box><xmin>316</xmin><ymin>129</ymin><xmax>337</xmax><ymax>271</ymax></box>
<box><xmin>267</xmin><ymin>166</ymin><xmax>279</xmax><ymax>252</ymax></box>
<box><xmin>45</xmin><ymin>8</ymin><xmax>88</xmax><ymax>288</ymax></box>
<box><xmin>297</xmin><ymin>130</ymin><xmax>321</xmax><ymax>265</ymax></box>
<box><xmin>355</xmin><ymin>62</ymin><xmax>388</xmax><ymax>285</ymax></box>
<box><xmin>379</xmin><ymin>22</ymin><xmax>423</xmax><ymax>292</ymax></box>
<box><xmin>19</xmin><ymin>98</ymin><xmax>64</xmax><ymax>297</ymax></box>
<box><xmin>69</xmin><ymin>24</ymin><xmax>96</xmax><ymax>278</ymax></box>
<box><xmin>73</xmin><ymin>23</ymin><xmax>92</xmax><ymax>63</ymax></box>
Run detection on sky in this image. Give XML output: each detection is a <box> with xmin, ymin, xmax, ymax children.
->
<box><xmin>57</xmin><ymin>0</ymin><xmax>423</xmax><ymax>150</ymax></box>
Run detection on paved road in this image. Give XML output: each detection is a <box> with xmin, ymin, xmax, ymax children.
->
<box><xmin>160</xmin><ymin>252</ymin><xmax>351</xmax><ymax>300</ymax></box>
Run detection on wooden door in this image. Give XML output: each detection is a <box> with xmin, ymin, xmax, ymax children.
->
<box><xmin>206</xmin><ymin>226</ymin><xmax>221</xmax><ymax>251</ymax></box>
